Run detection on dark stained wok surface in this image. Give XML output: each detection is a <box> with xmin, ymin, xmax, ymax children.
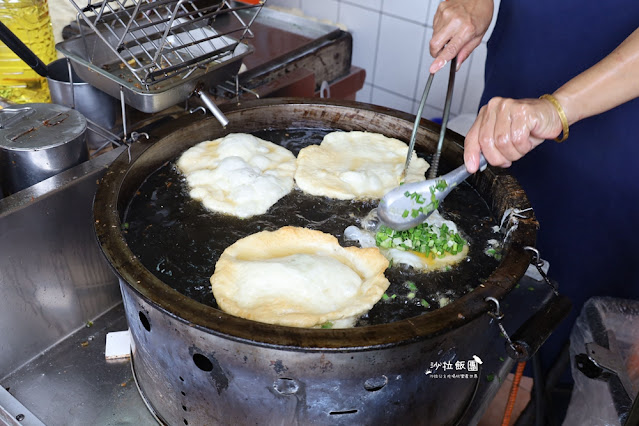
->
<box><xmin>122</xmin><ymin>127</ymin><xmax>501</xmax><ymax>326</ymax></box>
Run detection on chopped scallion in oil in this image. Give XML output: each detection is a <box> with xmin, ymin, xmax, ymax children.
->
<box><xmin>375</xmin><ymin>222</ymin><xmax>466</xmax><ymax>257</ymax></box>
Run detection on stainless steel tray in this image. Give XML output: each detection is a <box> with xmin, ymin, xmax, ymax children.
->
<box><xmin>56</xmin><ymin>31</ymin><xmax>252</xmax><ymax>113</ymax></box>
<box><xmin>55</xmin><ymin>0</ymin><xmax>262</xmax><ymax>114</ymax></box>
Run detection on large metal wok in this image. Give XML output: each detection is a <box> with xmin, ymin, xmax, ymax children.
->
<box><xmin>94</xmin><ymin>98</ymin><xmax>543</xmax><ymax>425</ymax></box>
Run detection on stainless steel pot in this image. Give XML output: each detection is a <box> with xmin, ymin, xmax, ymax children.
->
<box><xmin>0</xmin><ymin>103</ymin><xmax>88</xmax><ymax>194</ymax></box>
<box><xmin>47</xmin><ymin>58</ymin><xmax>118</xmax><ymax>150</ymax></box>
<box><xmin>94</xmin><ymin>98</ymin><xmax>540</xmax><ymax>425</ymax></box>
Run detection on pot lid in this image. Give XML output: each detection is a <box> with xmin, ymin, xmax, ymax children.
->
<box><xmin>0</xmin><ymin>103</ymin><xmax>86</xmax><ymax>151</ymax></box>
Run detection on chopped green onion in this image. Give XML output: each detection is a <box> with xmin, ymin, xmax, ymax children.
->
<box><xmin>380</xmin><ymin>239</ymin><xmax>392</xmax><ymax>248</ymax></box>
<box><xmin>407</xmin><ymin>292</ymin><xmax>416</xmax><ymax>299</ymax></box>
<box><xmin>435</xmin><ymin>179</ymin><xmax>448</xmax><ymax>191</ymax></box>
<box><xmin>406</xmin><ymin>281</ymin><xmax>418</xmax><ymax>291</ymax></box>
<box><xmin>486</xmin><ymin>374</ymin><xmax>495</xmax><ymax>382</ymax></box>
<box><xmin>321</xmin><ymin>322</ymin><xmax>333</xmax><ymax>329</ymax></box>
<box><xmin>375</xmin><ymin>219</ymin><xmax>467</xmax><ymax>257</ymax></box>
<box><xmin>382</xmin><ymin>293</ymin><xmax>390</xmax><ymax>301</ymax></box>
<box><xmin>421</xmin><ymin>299</ymin><xmax>430</xmax><ymax>308</ymax></box>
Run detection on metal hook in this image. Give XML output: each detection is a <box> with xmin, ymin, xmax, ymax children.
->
<box><xmin>523</xmin><ymin>246</ymin><xmax>544</xmax><ymax>267</ymax></box>
<box><xmin>523</xmin><ymin>246</ymin><xmax>559</xmax><ymax>296</ymax></box>
<box><xmin>130</xmin><ymin>132</ymin><xmax>149</xmax><ymax>142</ymax></box>
<box><xmin>189</xmin><ymin>106</ymin><xmax>206</xmax><ymax>115</ymax></box>
<box><xmin>485</xmin><ymin>296</ymin><xmax>504</xmax><ymax>320</ymax></box>
<box><xmin>486</xmin><ymin>296</ymin><xmax>519</xmax><ymax>355</ymax></box>
<box><xmin>240</xmin><ymin>85</ymin><xmax>260</xmax><ymax>99</ymax></box>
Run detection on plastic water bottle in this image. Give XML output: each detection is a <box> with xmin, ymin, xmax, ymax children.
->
<box><xmin>0</xmin><ymin>0</ymin><xmax>56</xmax><ymax>103</ymax></box>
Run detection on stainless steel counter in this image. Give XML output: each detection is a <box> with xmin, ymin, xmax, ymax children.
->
<box><xmin>1</xmin><ymin>304</ymin><xmax>156</xmax><ymax>426</ymax></box>
<box><xmin>0</xmin><ymin>147</ymin><xmax>125</xmax><ymax>382</ymax></box>
<box><xmin>0</xmin><ymin>144</ymin><xmax>158</xmax><ymax>425</ymax></box>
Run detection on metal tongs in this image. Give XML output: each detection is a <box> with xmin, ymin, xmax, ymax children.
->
<box><xmin>379</xmin><ymin>57</ymin><xmax>487</xmax><ymax>230</ymax></box>
<box><xmin>403</xmin><ymin>57</ymin><xmax>457</xmax><ymax>181</ymax></box>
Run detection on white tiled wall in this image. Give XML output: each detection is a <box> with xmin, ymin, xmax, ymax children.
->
<box><xmin>267</xmin><ymin>0</ymin><xmax>500</xmax><ymax>121</ymax></box>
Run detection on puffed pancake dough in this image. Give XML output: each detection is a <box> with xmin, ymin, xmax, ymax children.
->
<box><xmin>295</xmin><ymin>131</ymin><xmax>430</xmax><ymax>199</ymax></box>
<box><xmin>177</xmin><ymin>133</ymin><xmax>296</xmax><ymax>218</ymax></box>
<box><xmin>211</xmin><ymin>226</ymin><xmax>391</xmax><ymax>328</ymax></box>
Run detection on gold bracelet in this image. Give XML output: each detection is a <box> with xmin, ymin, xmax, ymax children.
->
<box><xmin>539</xmin><ymin>94</ymin><xmax>569</xmax><ymax>142</ymax></box>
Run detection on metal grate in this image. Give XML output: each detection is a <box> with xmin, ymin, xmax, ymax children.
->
<box><xmin>67</xmin><ymin>0</ymin><xmax>264</xmax><ymax>88</ymax></box>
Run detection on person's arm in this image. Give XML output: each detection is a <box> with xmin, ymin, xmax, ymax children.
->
<box><xmin>429</xmin><ymin>0</ymin><xmax>494</xmax><ymax>73</ymax></box>
<box><xmin>463</xmin><ymin>26</ymin><xmax>639</xmax><ymax>173</ymax></box>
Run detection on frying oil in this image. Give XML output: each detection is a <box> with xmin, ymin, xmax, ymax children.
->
<box><xmin>123</xmin><ymin>129</ymin><xmax>501</xmax><ymax>326</ymax></box>
<box><xmin>0</xmin><ymin>0</ymin><xmax>56</xmax><ymax>103</ymax></box>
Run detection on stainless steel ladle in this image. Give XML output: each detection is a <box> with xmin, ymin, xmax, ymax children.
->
<box><xmin>378</xmin><ymin>154</ymin><xmax>487</xmax><ymax>230</ymax></box>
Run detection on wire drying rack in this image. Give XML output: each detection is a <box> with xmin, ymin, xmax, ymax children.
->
<box><xmin>68</xmin><ymin>0</ymin><xmax>262</xmax><ymax>87</ymax></box>
<box><xmin>57</xmin><ymin>0</ymin><xmax>266</xmax><ymax>130</ymax></box>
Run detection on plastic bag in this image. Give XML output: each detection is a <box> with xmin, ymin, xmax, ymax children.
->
<box><xmin>563</xmin><ymin>297</ymin><xmax>639</xmax><ymax>426</ymax></box>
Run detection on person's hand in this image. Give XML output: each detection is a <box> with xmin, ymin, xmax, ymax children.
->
<box><xmin>463</xmin><ymin>97</ymin><xmax>565</xmax><ymax>173</ymax></box>
<box><xmin>429</xmin><ymin>0</ymin><xmax>494</xmax><ymax>74</ymax></box>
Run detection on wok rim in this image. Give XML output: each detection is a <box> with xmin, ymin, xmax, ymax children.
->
<box><xmin>94</xmin><ymin>97</ymin><xmax>538</xmax><ymax>350</ymax></box>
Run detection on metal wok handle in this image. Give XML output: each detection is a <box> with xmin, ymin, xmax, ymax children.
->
<box><xmin>506</xmin><ymin>293</ymin><xmax>572</xmax><ymax>361</ymax></box>
<box><xmin>0</xmin><ymin>21</ymin><xmax>49</xmax><ymax>78</ymax></box>
<box><xmin>195</xmin><ymin>89</ymin><xmax>229</xmax><ymax>128</ymax></box>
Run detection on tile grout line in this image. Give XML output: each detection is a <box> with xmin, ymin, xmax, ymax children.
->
<box><xmin>366</xmin><ymin>83</ymin><xmax>450</xmax><ymax>115</ymax></box>
<box><xmin>412</xmin><ymin>22</ymin><xmax>430</xmax><ymax>115</ymax></box>
<box><xmin>371</xmin><ymin>84</ymin><xmax>443</xmax><ymax>115</ymax></box>
<box><xmin>369</xmin><ymin>0</ymin><xmax>384</xmax><ymax>91</ymax></box>
<box><xmin>421</xmin><ymin>0</ymin><xmax>435</xmax><ymax>113</ymax></box>
<box><xmin>369</xmin><ymin>81</ymin><xmax>445</xmax><ymax>118</ymax></box>
<box><xmin>457</xmin><ymin>52</ymin><xmax>474</xmax><ymax>116</ymax></box>
<box><xmin>340</xmin><ymin>0</ymin><xmax>379</xmax><ymax>14</ymax></box>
